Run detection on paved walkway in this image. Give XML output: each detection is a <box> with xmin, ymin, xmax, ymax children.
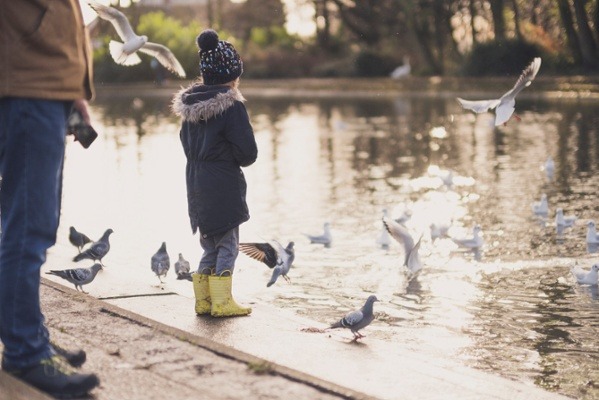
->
<box><xmin>1</xmin><ymin>279</ymin><xmax>571</xmax><ymax>400</ymax></box>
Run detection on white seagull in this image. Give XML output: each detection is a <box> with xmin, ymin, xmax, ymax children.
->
<box><xmin>532</xmin><ymin>194</ymin><xmax>549</xmax><ymax>216</ymax></box>
<box><xmin>570</xmin><ymin>263</ymin><xmax>599</xmax><ymax>285</ymax></box>
<box><xmin>88</xmin><ymin>1</ymin><xmax>186</xmax><ymax>78</ymax></box>
<box><xmin>382</xmin><ymin>216</ymin><xmax>423</xmax><ymax>279</ymax></box>
<box><xmin>457</xmin><ymin>57</ymin><xmax>542</xmax><ymax>126</ymax></box>
<box><xmin>304</xmin><ymin>222</ymin><xmax>332</xmax><ymax>248</ymax></box>
<box><xmin>555</xmin><ymin>208</ymin><xmax>576</xmax><ymax>228</ymax></box>
<box><xmin>586</xmin><ymin>221</ymin><xmax>599</xmax><ymax>244</ymax></box>
<box><xmin>390</xmin><ymin>56</ymin><xmax>411</xmax><ymax>79</ymax></box>
<box><xmin>451</xmin><ymin>225</ymin><xmax>484</xmax><ymax>249</ymax></box>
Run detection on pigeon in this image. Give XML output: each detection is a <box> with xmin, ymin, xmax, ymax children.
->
<box><xmin>329</xmin><ymin>295</ymin><xmax>379</xmax><ymax>341</ymax></box>
<box><xmin>555</xmin><ymin>208</ymin><xmax>576</xmax><ymax>228</ymax></box>
<box><xmin>376</xmin><ymin>209</ymin><xmax>392</xmax><ymax>250</ymax></box>
<box><xmin>382</xmin><ymin>216</ymin><xmax>423</xmax><ymax>278</ymax></box>
<box><xmin>532</xmin><ymin>194</ymin><xmax>549</xmax><ymax>216</ymax></box>
<box><xmin>304</xmin><ymin>222</ymin><xmax>332</xmax><ymax>247</ymax></box>
<box><xmin>570</xmin><ymin>263</ymin><xmax>599</xmax><ymax>285</ymax></box>
<box><xmin>457</xmin><ymin>57</ymin><xmax>542</xmax><ymax>126</ymax></box>
<box><xmin>451</xmin><ymin>225</ymin><xmax>484</xmax><ymax>249</ymax></box>
<box><xmin>239</xmin><ymin>241</ymin><xmax>295</xmax><ymax>287</ymax></box>
<box><xmin>46</xmin><ymin>263</ymin><xmax>103</xmax><ymax>293</ymax></box>
<box><xmin>151</xmin><ymin>242</ymin><xmax>170</xmax><ymax>283</ymax></box>
<box><xmin>73</xmin><ymin>228</ymin><xmax>113</xmax><ymax>266</ymax></box>
<box><xmin>174</xmin><ymin>253</ymin><xmax>192</xmax><ymax>281</ymax></box>
<box><xmin>87</xmin><ymin>1</ymin><xmax>186</xmax><ymax>78</ymax></box>
<box><xmin>68</xmin><ymin>226</ymin><xmax>92</xmax><ymax>253</ymax></box>
<box><xmin>586</xmin><ymin>221</ymin><xmax>599</xmax><ymax>244</ymax></box>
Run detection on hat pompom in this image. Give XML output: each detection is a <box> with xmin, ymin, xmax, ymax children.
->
<box><xmin>197</xmin><ymin>29</ymin><xmax>219</xmax><ymax>52</ymax></box>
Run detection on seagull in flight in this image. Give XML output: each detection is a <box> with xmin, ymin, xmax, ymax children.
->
<box><xmin>88</xmin><ymin>1</ymin><xmax>186</xmax><ymax>78</ymax></box>
<box><xmin>457</xmin><ymin>57</ymin><xmax>542</xmax><ymax>126</ymax></box>
<box><xmin>382</xmin><ymin>216</ymin><xmax>423</xmax><ymax>279</ymax></box>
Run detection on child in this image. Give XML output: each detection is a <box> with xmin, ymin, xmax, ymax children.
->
<box><xmin>172</xmin><ymin>29</ymin><xmax>257</xmax><ymax>317</ymax></box>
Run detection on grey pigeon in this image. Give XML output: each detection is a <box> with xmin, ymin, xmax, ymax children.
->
<box><xmin>239</xmin><ymin>241</ymin><xmax>295</xmax><ymax>287</ymax></box>
<box><xmin>175</xmin><ymin>253</ymin><xmax>192</xmax><ymax>281</ymax></box>
<box><xmin>46</xmin><ymin>263</ymin><xmax>103</xmax><ymax>293</ymax></box>
<box><xmin>303</xmin><ymin>222</ymin><xmax>332</xmax><ymax>247</ymax></box>
<box><xmin>329</xmin><ymin>295</ymin><xmax>379</xmax><ymax>341</ymax></box>
<box><xmin>68</xmin><ymin>226</ymin><xmax>92</xmax><ymax>253</ymax></box>
<box><xmin>151</xmin><ymin>242</ymin><xmax>170</xmax><ymax>283</ymax></box>
<box><xmin>73</xmin><ymin>228</ymin><xmax>113</xmax><ymax>266</ymax></box>
<box><xmin>383</xmin><ymin>216</ymin><xmax>423</xmax><ymax>278</ymax></box>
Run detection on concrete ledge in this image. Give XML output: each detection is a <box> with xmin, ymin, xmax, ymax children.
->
<box><xmin>0</xmin><ymin>370</ymin><xmax>53</xmax><ymax>400</ymax></box>
<box><xmin>41</xmin><ymin>278</ymin><xmax>375</xmax><ymax>400</ymax></box>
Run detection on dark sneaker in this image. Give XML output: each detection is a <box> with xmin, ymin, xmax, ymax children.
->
<box><xmin>52</xmin><ymin>343</ymin><xmax>87</xmax><ymax>368</ymax></box>
<box><xmin>6</xmin><ymin>355</ymin><xmax>99</xmax><ymax>399</ymax></box>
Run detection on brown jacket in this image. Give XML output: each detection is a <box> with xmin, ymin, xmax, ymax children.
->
<box><xmin>0</xmin><ymin>0</ymin><xmax>94</xmax><ymax>100</ymax></box>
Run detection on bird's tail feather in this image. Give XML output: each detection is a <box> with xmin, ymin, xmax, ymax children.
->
<box><xmin>73</xmin><ymin>252</ymin><xmax>87</xmax><ymax>262</ymax></box>
<box><xmin>330</xmin><ymin>320</ymin><xmax>343</xmax><ymax>329</ymax></box>
<box><xmin>109</xmin><ymin>40</ymin><xmax>142</xmax><ymax>66</ymax></box>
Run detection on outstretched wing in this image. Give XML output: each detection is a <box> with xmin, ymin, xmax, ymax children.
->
<box><xmin>500</xmin><ymin>57</ymin><xmax>542</xmax><ymax>101</ymax></box>
<box><xmin>456</xmin><ymin>97</ymin><xmax>501</xmax><ymax>113</ymax></box>
<box><xmin>239</xmin><ymin>242</ymin><xmax>279</xmax><ymax>268</ymax></box>
<box><xmin>88</xmin><ymin>1</ymin><xmax>137</xmax><ymax>42</ymax></box>
<box><xmin>139</xmin><ymin>42</ymin><xmax>186</xmax><ymax>78</ymax></box>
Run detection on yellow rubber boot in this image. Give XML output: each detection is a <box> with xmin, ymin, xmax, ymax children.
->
<box><xmin>192</xmin><ymin>273</ymin><xmax>211</xmax><ymax>315</ymax></box>
<box><xmin>208</xmin><ymin>273</ymin><xmax>251</xmax><ymax>317</ymax></box>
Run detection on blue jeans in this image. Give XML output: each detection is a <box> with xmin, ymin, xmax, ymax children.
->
<box><xmin>198</xmin><ymin>227</ymin><xmax>239</xmax><ymax>275</ymax></box>
<box><xmin>0</xmin><ymin>98</ymin><xmax>71</xmax><ymax>370</ymax></box>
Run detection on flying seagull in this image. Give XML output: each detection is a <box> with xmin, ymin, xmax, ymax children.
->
<box><xmin>73</xmin><ymin>228</ymin><xmax>113</xmax><ymax>266</ymax></box>
<box><xmin>329</xmin><ymin>295</ymin><xmax>379</xmax><ymax>342</ymax></box>
<box><xmin>239</xmin><ymin>241</ymin><xmax>295</xmax><ymax>287</ymax></box>
<box><xmin>88</xmin><ymin>1</ymin><xmax>186</xmax><ymax>78</ymax></box>
<box><xmin>457</xmin><ymin>57</ymin><xmax>542</xmax><ymax>126</ymax></box>
<box><xmin>46</xmin><ymin>263</ymin><xmax>103</xmax><ymax>293</ymax></box>
<box><xmin>151</xmin><ymin>242</ymin><xmax>170</xmax><ymax>283</ymax></box>
<box><xmin>382</xmin><ymin>216</ymin><xmax>423</xmax><ymax>278</ymax></box>
<box><xmin>68</xmin><ymin>226</ymin><xmax>92</xmax><ymax>253</ymax></box>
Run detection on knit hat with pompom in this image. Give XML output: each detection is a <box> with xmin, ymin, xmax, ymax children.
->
<box><xmin>197</xmin><ymin>29</ymin><xmax>243</xmax><ymax>85</ymax></box>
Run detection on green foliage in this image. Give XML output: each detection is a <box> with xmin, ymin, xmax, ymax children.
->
<box><xmin>92</xmin><ymin>11</ymin><xmax>201</xmax><ymax>82</ymax></box>
<box><xmin>460</xmin><ymin>40</ymin><xmax>543</xmax><ymax>76</ymax></box>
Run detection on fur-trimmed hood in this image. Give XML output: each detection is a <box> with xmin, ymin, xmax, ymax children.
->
<box><xmin>172</xmin><ymin>83</ymin><xmax>245</xmax><ymax>123</ymax></box>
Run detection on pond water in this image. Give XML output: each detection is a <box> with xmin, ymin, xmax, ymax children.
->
<box><xmin>47</xmin><ymin>84</ymin><xmax>599</xmax><ymax>399</ymax></box>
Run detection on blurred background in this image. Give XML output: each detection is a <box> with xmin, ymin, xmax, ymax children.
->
<box><xmin>83</xmin><ymin>0</ymin><xmax>599</xmax><ymax>83</ymax></box>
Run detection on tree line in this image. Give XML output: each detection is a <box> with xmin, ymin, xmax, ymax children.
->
<box><xmin>92</xmin><ymin>0</ymin><xmax>599</xmax><ymax>82</ymax></box>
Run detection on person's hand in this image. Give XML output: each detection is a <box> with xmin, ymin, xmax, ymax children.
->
<box><xmin>73</xmin><ymin>99</ymin><xmax>91</xmax><ymax>125</ymax></box>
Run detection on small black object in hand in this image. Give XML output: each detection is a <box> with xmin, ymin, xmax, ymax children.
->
<box><xmin>67</xmin><ymin>109</ymin><xmax>98</xmax><ymax>149</ymax></box>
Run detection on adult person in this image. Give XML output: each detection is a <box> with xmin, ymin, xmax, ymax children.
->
<box><xmin>0</xmin><ymin>0</ymin><xmax>100</xmax><ymax>397</ymax></box>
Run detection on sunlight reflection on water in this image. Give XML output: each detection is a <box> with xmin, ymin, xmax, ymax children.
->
<box><xmin>46</xmin><ymin>89</ymin><xmax>599</xmax><ymax>399</ymax></box>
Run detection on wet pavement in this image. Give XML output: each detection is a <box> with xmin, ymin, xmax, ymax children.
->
<box><xmin>95</xmin><ymin>281</ymin><xmax>570</xmax><ymax>399</ymax></box>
